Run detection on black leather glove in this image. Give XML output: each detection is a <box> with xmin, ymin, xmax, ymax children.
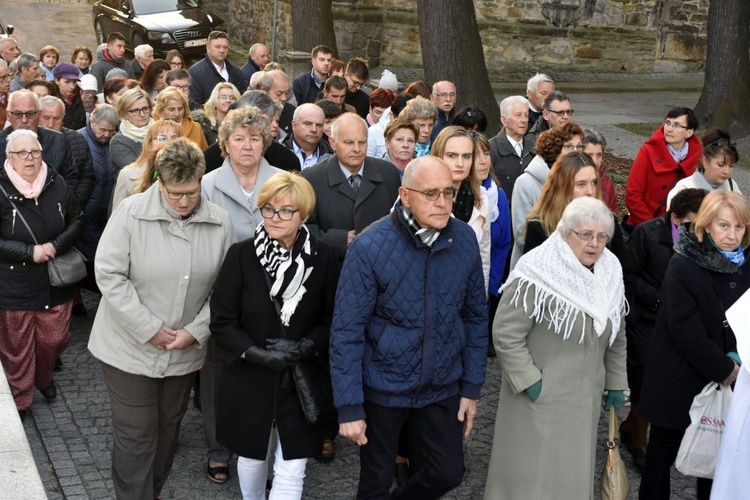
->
<box><xmin>244</xmin><ymin>345</ymin><xmax>299</xmax><ymax>372</ymax></box>
<box><xmin>266</xmin><ymin>338</ymin><xmax>316</xmax><ymax>359</ymax></box>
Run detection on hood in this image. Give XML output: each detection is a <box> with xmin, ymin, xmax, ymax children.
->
<box><xmin>524</xmin><ymin>154</ymin><xmax>549</xmax><ymax>183</ymax></box>
<box><xmin>135</xmin><ymin>8</ymin><xmax>220</xmax><ymax>32</ymax></box>
<box><xmin>674</xmin><ymin>225</ymin><xmax>743</xmax><ymax>274</ymax></box>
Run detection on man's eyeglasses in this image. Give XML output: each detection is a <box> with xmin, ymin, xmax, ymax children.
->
<box><xmin>348</xmin><ymin>76</ymin><xmax>366</xmax><ymax>89</ymax></box>
<box><xmin>260</xmin><ymin>206</ymin><xmax>299</xmax><ymax>221</ymax></box>
<box><xmin>663</xmin><ymin>120</ymin><xmax>690</xmax><ymax>130</ymax></box>
<box><xmin>8</xmin><ymin>110</ymin><xmax>39</xmax><ymax>120</ymax></box>
<box><xmin>163</xmin><ymin>187</ymin><xmax>202</xmax><ymax>200</ymax></box>
<box><xmin>127</xmin><ymin>106</ymin><xmax>151</xmax><ymax>116</ymax></box>
<box><xmin>173</xmin><ymin>84</ymin><xmax>190</xmax><ymax>92</ymax></box>
<box><xmin>404</xmin><ymin>187</ymin><xmax>457</xmax><ymax>201</ymax></box>
<box><xmin>571</xmin><ymin>229</ymin><xmax>610</xmax><ymax>244</ymax></box>
<box><xmin>434</xmin><ymin>92</ymin><xmax>456</xmax><ymax>99</ymax></box>
<box><xmin>547</xmin><ymin>109</ymin><xmax>574</xmax><ymax>116</ymax></box>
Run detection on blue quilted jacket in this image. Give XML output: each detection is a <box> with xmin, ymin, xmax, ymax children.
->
<box><xmin>330</xmin><ymin>207</ymin><xmax>488</xmax><ymax>423</ymax></box>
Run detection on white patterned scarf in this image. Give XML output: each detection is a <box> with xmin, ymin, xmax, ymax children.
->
<box><xmin>254</xmin><ymin>223</ymin><xmax>315</xmax><ymax>326</ymax></box>
<box><xmin>500</xmin><ymin>230</ymin><xmax>627</xmax><ymax>346</ymax></box>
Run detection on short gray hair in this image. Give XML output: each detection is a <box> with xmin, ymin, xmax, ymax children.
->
<box><xmin>399</xmin><ymin>96</ymin><xmax>438</xmax><ymax>123</ymax></box>
<box><xmin>218</xmin><ymin>106</ymin><xmax>272</xmax><ymax>157</ymax></box>
<box><xmin>583</xmin><ymin>127</ymin><xmax>607</xmax><ymax>149</ymax></box>
<box><xmin>556</xmin><ymin>197</ymin><xmax>614</xmax><ymax>238</ymax></box>
<box><xmin>8</xmin><ymin>89</ymin><xmax>40</xmax><ymax>111</ymax></box>
<box><xmin>90</xmin><ymin>104</ymin><xmax>119</xmax><ymax>126</ymax></box>
<box><xmin>500</xmin><ymin>95</ymin><xmax>529</xmax><ymax>119</ymax></box>
<box><xmin>526</xmin><ymin>73</ymin><xmax>554</xmax><ymax>93</ymax></box>
<box><xmin>15</xmin><ymin>53</ymin><xmax>39</xmax><ymax>72</ymax></box>
<box><xmin>238</xmin><ymin>89</ymin><xmax>282</xmax><ymax>118</ymax></box>
<box><xmin>0</xmin><ymin>37</ymin><xmax>17</xmax><ymax>52</ymax></box>
<box><xmin>155</xmin><ymin>137</ymin><xmax>205</xmax><ymax>184</ymax></box>
<box><xmin>40</xmin><ymin>95</ymin><xmax>64</xmax><ymax>113</ymax></box>
<box><xmin>134</xmin><ymin>44</ymin><xmax>154</xmax><ymax>59</ymax></box>
<box><xmin>6</xmin><ymin>129</ymin><xmax>42</xmax><ymax>156</ymax></box>
<box><xmin>543</xmin><ymin>91</ymin><xmax>569</xmax><ymax>110</ymax></box>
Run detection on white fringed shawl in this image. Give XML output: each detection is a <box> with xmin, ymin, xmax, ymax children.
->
<box><xmin>500</xmin><ymin>230</ymin><xmax>628</xmax><ymax>346</ymax></box>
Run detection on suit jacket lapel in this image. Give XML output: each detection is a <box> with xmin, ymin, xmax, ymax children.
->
<box><xmin>353</xmin><ymin>159</ymin><xmax>383</xmax><ymax>212</ymax></box>
<box><xmin>327</xmin><ymin>157</ymin><xmax>357</xmax><ymax>202</ymax></box>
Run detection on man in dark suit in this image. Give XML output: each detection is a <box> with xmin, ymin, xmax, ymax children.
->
<box><xmin>301</xmin><ymin>112</ymin><xmax>401</xmax><ymax>256</ymax></box>
<box><xmin>188</xmin><ymin>31</ymin><xmax>248</xmax><ymax>107</ymax></box>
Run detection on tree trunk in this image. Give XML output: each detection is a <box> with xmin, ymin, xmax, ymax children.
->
<box><xmin>416</xmin><ymin>0</ymin><xmax>500</xmax><ymax>136</ymax></box>
<box><xmin>693</xmin><ymin>0</ymin><xmax>750</xmax><ymax>135</ymax></box>
<box><xmin>291</xmin><ymin>0</ymin><xmax>339</xmax><ymax>57</ymax></box>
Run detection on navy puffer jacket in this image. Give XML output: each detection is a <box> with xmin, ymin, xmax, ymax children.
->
<box><xmin>330</xmin><ymin>207</ymin><xmax>488</xmax><ymax>423</ymax></box>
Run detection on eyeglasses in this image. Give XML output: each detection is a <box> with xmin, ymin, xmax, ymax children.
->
<box><xmin>9</xmin><ymin>149</ymin><xmax>42</xmax><ymax>160</ymax></box>
<box><xmin>434</xmin><ymin>92</ymin><xmax>456</xmax><ymax>99</ymax></box>
<box><xmin>708</xmin><ymin>138</ymin><xmax>737</xmax><ymax>148</ymax></box>
<box><xmin>8</xmin><ymin>110</ymin><xmax>39</xmax><ymax>120</ymax></box>
<box><xmin>663</xmin><ymin>120</ymin><xmax>689</xmax><ymax>130</ymax></box>
<box><xmin>404</xmin><ymin>187</ymin><xmax>457</xmax><ymax>201</ymax></box>
<box><xmin>127</xmin><ymin>106</ymin><xmax>151</xmax><ymax>116</ymax></box>
<box><xmin>348</xmin><ymin>76</ymin><xmax>366</xmax><ymax>89</ymax></box>
<box><xmin>173</xmin><ymin>84</ymin><xmax>190</xmax><ymax>92</ymax></box>
<box><xmin>547</xmin><ymin>109</ymin><xmax>574</xmax><ymax>116</ymax></box>
<box><xmin>260</xmin><ymin>206</ymin><xmax>299</xmax><ymax>221</ymax></box>
<box><xmin>218</xmin><ymin>95</ymin><xmax>237</xmax><ymax>102</ymax></box>
<box><xmin>170</xmin><ymin>62</ymin><xmax>183</xmax><ymax>69</ymax></box>
<box><xmin>155</xmin><ymin>135</ymin><xmax>178</xmax><ymax>142</ymax></box>
<box><xmin>571</xmin><ymin>229</ymin><xmax>610</xmax><ymax>244</ymax></box>
<box><xmin>162</xmin><ymin>187</ymin><xmax>201</xmax><ymax>200</ymax></box>
<box><xmin>562</xmin><ymin>142</ymin><xmax>584</xmax><ymax>152</ymax></box>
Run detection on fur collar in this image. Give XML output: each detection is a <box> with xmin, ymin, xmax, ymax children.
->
<box><xmin>674</xmin><ymin>225</ymin><xmax>741</xmax><ymax>274</ymax></box>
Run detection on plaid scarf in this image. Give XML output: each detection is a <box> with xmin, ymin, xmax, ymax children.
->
<box><xmin>400</xmin><ymin>201</ymin><xmax>441</xmax><ymax>247</ymax></box>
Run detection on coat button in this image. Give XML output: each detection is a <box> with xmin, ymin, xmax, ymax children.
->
<box><xmin>184</xmin><ymin>276</ymin><xmax>189</xmax><ymax>280</ymax></box>
<box><xmin>9</xmin><ymin>266</ymin><xmax>13</xmax><ymax>270</ymax></box>
<box><xmin>730</xmin><ymin>282</ymin><xmax>737</xmax><ymax>289</ymax></box>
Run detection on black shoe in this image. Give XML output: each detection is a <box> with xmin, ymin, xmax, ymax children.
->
<box><xmin>40</xmin><ymin>381</ymin><xmax>57</xmax><ymax>400</ymax></box>
<box><xmin>18</xmin><ymin>409</ymin><xmax>28</xmax><ymax>421</ymax></box>
<box><xmin>72</xmin><ymin>303</ymin><xmax>87</xmax><ymax>317</ymax></box>
<box><xmin>395</xmin><ymin>462</ymin><xmax>410</xmax><ymax>487</ymax></box>
<box><xmin>53</xmin><ymin>357</ymin><xmax>63</xmax><ymax>372</ymax></box>
<box><xmin>620</xmin><ymin>427</ymin><xmax>646</xmax><ymax>472</ymax></box>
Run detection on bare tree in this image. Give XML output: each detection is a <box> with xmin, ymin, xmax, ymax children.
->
<box><xmin>291</xmin><ymin>0</ymin><xmax>339</xmax><ymax>57</ymax></box>
<box><xmin>693</xmin><ymin>0</ymin><xmax>750</xmax><ymax>135</ymax></box>
<box><xmin>416</xmin><ymin>0</ymin><xmax>500</xmax><ymax>136</ymax></box>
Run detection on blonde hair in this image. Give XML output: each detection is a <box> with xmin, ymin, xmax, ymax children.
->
<box><xmin>131</xmin><ymin>120</ymin><xmax>183</xmax><ymax>194</ymax></box>
<box><xmin>693</xmin><ymin>191</ymin><xmax>750</xmax><ymax>247</ymax></box>
<box><xmin>153</xmin><ymin>87</ymin><xmax>189</xmax><ymax>121</ymax></box>
<box><xmin>256</xmin><ymin>172</ymin><xmax>316</xmax><ymax>221</ymax></box>
<box><xmin>400</xmin><ymin>96</ymin><xmax>438</xmax><ymax>123</ymax></box>
<box><xmin>115</xmin><ymin>88</ymin><xmax>152</xmax><ymax>121</ymax></box>
<box><xmin>203</xmin><ymin>82</ymin><xmax>241</xmax><ymax>125</ymax></box>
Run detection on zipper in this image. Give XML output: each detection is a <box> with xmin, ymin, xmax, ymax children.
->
<box><xmin>57</xmin><ymin>202</ymin><xmax>64</xmax><ymax>224</ymax></box>
<box><xmin>11</xmin><ymin>209</ymin><xmax>15</xmax><ymax>234</ymax></box>
<box><xmin>413</xmin><ymin>246</ymin><xmax>432</xmax><ymax>406</ymax></box>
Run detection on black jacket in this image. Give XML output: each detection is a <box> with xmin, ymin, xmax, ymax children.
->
<box><xmin>488</xmin><ymin>127</ymin><xmax>535</xmax><ymax>202</ymax></box>
<box><xmin>0</xmin><ymin>168</ymin><xmax>84</xmax><ymax>309</ymax></box>
<box><xmin>345</xmin><ymin>89</ymin><xmax>369</xmax><ymax>119</ymax></box>
<box><xmin>525</xmin><ymin>115</ymin><xmax>550</xmax><ymax>148</ymax></box>
<box><xmin>63</xmin><ymin>93</ymin><xmax>87</xmax><ymax>131</ymax></box>
<box><xmin>62</xmin><ymin>128</ymin><xmax>95</xmax><ymax>206</ymax></box>
<box><xmin>293</xmin><ymin>71</ymin><xmax>324</xmax><ymax>105</ymax></box>
<box><xmin>211</xmin><ymin>237</ymin><xmax>340</xmax><ymax>460</ymax></box>
<box><xmin>188</xmin><ymin>57</ymin><xmax>248</xmax><ymax>108</ymax></box>
<box><xmin>0</xmin><ymin>127</ymin><xmax>79</xmax><ymax>199</ymax></box>
<box><xmin>203</xmin><ymin>140</ymin><xmax>299</xmax><ymax>174</ymax></box>
<box><xmin>639</xmin><ymin>230</ymin><xmax>747</xmax><ymax>430</ymax></box>
<box><xmin>240</xmin><ymin>58</ymin><xmax>261</xmax><ymax>83</ymax></box>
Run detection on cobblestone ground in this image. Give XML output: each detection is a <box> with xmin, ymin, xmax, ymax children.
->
<box><xmin>22</xmin><ymin>291</ymin><xmax>700</xmax><ymax>499</ymax></box>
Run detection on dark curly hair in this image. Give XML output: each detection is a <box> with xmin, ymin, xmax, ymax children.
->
<box><xmin>534</xmin><ymin>121</ymin><xmax>584</xmax><ymax>165</ymax></box>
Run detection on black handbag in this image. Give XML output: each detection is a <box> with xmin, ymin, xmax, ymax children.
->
<box><xmin>263</xmin><ymin>272</ymin><xmax>337</xmax><ymax>426</ymax></box>
<box><xmin>0</xmin><ymin>182</ymin><xmax>86</xmax><ymax>287</ymax></box>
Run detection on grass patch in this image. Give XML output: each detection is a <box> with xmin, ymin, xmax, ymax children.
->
<box><xmin>614</xmin><ymin>122</ymin><xmax>661</xmax><ymax>137</ymax></box>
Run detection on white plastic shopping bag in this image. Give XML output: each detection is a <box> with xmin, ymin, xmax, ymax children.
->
<box><xmin>675</xmin><ymin>382</ymin><xmax>733</xmax><ymax>479</ymax></box>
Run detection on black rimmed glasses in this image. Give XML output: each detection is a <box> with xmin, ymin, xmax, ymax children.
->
<box><xmin>547</xmin><ymin>108</ymin><xmax>574</xmax><ymax>116</ymax></box>
<box><xmin>404</xmin><ymin>187</ymin><xmax>457</xmax><ymax>201</ymax></box>
<box><xmin>163</xmin><ymin>187</ymin><xmax>202</xmax><ymax>200</ymax></box>
<box><xmin>9</xmin><ymin>149</ymin><xmax>42</xmax><ymax>160</ymax></box>
<box><xmin>8</xmin><ymin>110</ymin><xmax>39</xmax><ymax>120</ymax></box>
<box><xmin>663</xmin><ymin>119</ymin><xmax>689</xmax><ymax>130</ymax></box>
<box><xmin>127</xmin><ymin>106</ymin><xmax>151</xmax><ymax>116</ymax></box>
<box><xmin>260</xmin><ymin>206</ymin><xmax>299</xmax><ymax>221</ymax></box>
<box><xmin>571</xmin><ymin>229</ymin><xmax>610</xmax><ymax>244</ymax></box>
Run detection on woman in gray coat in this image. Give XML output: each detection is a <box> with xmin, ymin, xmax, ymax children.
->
<box><xmin>484</xmin><ymin>197</ymin><xmax>628</xmax><ymax>499</ymax></box>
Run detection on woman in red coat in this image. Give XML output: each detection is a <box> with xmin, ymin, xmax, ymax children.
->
<box><xmin>625</xmin><ymin>108</ymin><xmax>702</xmax><ymax>226</ymax></box>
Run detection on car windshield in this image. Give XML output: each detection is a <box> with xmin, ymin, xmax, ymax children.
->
<box><xmin>131</xmin><ymin>0</ymin><xmax>201</xmax><ymax>15</ymax></box>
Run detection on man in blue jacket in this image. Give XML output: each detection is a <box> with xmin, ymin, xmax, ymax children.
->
<box><xmin>330</xmin><ymin>156</ymin><xmax>488</xmax><ymax>499</ymax></box>
<box><xmin>188</xmin><ymin>31</ymin><xmax>248</xmax><ymax>108</ymax></box>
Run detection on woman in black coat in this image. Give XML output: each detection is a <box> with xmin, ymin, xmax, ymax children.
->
<box><xmin>638</xmin><ymin>191</ymin><xmax>750</xmax><ymax>500</ymax></box>
<box><xmin>619</xmin><ymin>188</ymin><xmax>706</xmax><ymax>471</ymax></box>
<box><xmin>210</xmin><ymin>172</ymin><xmax>340</xmax><ymax>499</ymax></box>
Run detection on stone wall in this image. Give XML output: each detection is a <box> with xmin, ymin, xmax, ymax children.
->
<box><xmin>217</xmin><ymin>0</ymin><xmax>709</xmax><ymax>77</ymax></box>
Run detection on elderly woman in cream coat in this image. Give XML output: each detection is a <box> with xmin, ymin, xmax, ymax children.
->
<box><xmin>484</xmin><ymin>197</ymin><xmax>628</xmax><ymax>500</ymax></box>
<box><xmin>88</xmin><ymin>138</ymin><xmax>235</xmax><ymax>500</ymax></box>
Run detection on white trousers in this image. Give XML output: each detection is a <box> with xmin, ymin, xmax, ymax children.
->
<box><xmin>237</xmin><ymin>427</ymin><xmax>307</xmax><ymax>500</ymax></box>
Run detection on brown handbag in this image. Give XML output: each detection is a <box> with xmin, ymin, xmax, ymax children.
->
<box><xmin>601</xmin><ymin>406</ymin><xmax>629</xmax><ymax>500</ymax></box>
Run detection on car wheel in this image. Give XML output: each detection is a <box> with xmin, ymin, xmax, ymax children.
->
<box><xmin>95</xmin><ymin>21</ymin><xmax>105</xmax><ymax>45</ymax></box>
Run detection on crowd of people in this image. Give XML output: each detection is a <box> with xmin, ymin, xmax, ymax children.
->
<box><xmin>0</xmin><ymin>26</ymin><xmax>748</xmax><ymax>500</ymax></box>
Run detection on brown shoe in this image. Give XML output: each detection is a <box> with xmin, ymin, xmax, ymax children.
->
<box><xmin>320</xmin><ymin>439</ymin><xmax>335</xmax><ymax>461</ymax></box>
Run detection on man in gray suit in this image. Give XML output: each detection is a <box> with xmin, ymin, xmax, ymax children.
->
<box><xmin>301</xmin><ymin>113</ymin><xmax>401</xmax><ymax>256</ymax></box>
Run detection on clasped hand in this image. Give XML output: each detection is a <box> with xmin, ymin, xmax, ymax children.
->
<box><xmin>243</xmin><ymin>337</ymin><xmax>315</xmax><ymax>372</ymax></box>
<box><xmin>33</xmin><ymin>242</ymin><xmax>57</xmax><ymax>263</ymax></box>
<box><xmin>149</xmin><ymin>326</ymin><xmax>196</xmax><ymax>350</ymax></box>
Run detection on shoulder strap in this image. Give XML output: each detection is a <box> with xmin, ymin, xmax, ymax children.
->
<box><xmin>0</xmin><ymin>182</ymin><xmax>39</xmax><ymax>244</ymax></box>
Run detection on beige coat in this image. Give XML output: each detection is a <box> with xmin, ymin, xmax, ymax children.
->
<box><xmin>111</xmin><ymin>162</ymin><xmax>145</xmax><ymax>212</ymax></box>
<box><xmin>484</xmin><ymin>279</ymin><xmax>627</xmax><ymax>500</ymax></box>
<box><xmin>88</xmin><ymin>183</ymin><xmax>236</xmax><ymax>378</ymax></box>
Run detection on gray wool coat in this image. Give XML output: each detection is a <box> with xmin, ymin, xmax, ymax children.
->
<box><xmin>484</xmin><ymin>279</ymin><xmax>627</xmax><ymax>500</ymax></box>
